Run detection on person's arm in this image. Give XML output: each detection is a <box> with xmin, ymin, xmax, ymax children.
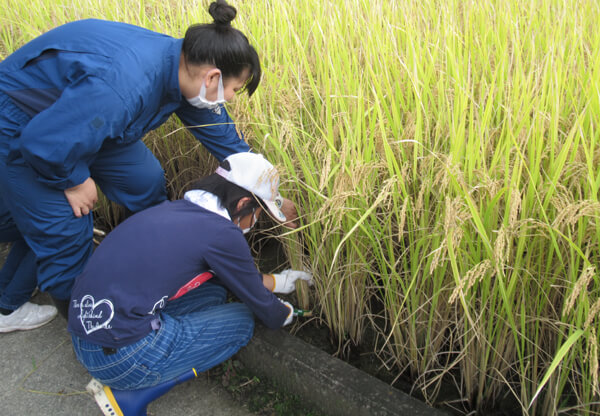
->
<box><xmin>206</xmin><ymin>228</ymin><xmax>290</xmax><ymax>328</ymax></box>
<box><xmin>175</xmin><ymin>101</ymin><xmax>249</xmax><ymax>162</ymax></box>
<box><xmin>18</xmin><ymin>76</ymin><xmax>130</xmax><ymax>190</ymax></box>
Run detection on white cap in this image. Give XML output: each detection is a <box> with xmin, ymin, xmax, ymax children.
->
<box><xmin>215</xmin><ymin>152</ymin><xmax>287</xmax><ymax>222</ymax></box>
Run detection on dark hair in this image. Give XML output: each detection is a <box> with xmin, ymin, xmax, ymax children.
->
<box><xmin>182</xmin><ymin>0</ymin><xmax>261</xmax><ymax>96</ymax></box>
<box><xmin>188</xmin><ymin>160</ymin><xmax>262</xmax><ymax>220</ymax></box>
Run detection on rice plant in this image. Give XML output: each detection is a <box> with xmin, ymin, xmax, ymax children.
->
<box><xmin>2</xmin><ymin>0</ymin><xmax>600</xmax><ymax>414</ymax></box>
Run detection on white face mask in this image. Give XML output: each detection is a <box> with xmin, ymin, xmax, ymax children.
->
<box><xmin>237</xmin><ymin>208</ymin><xmax>257</xmax><ymax>234</ymax></box>
<box><xmin>186</xmin><ymin>72</ymin><xmax>226</xmax><ymax>109</ymax></box>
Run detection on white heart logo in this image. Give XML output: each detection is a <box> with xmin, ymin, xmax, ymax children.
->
<box><xmin>79</xmin><ymin>295</ymin><xmax>115</xmax><ymax>335</ymax></box>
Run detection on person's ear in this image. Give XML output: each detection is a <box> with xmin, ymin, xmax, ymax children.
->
<box><xmin>235</xmin><ymin>197</ymin><xmax>252</xmax><ymax>212</ymax></box>
<box><xmin>204</xmin><ymin>68</ymin><xmax>222</xmax><ymax>88</ymax></box>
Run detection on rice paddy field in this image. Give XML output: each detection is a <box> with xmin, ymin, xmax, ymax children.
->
<box><xmin>2</xmin><ymin>0</ymin><xmax>600</xmax><ymax>414</ymax></box>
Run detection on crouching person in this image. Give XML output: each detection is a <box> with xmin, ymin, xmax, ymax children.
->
<box><xmin>67</xmin><ymin>152</ymin><xmax>311</xmax><ymax>416</ymax></box>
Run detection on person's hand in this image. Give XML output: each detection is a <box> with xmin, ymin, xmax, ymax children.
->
<box><xmin>271</xmin><ymin>269</ymin><xmax>313</xmax><ymax>294</ymax></box>
<box><xmin>280</xmin><ymin>299</ymin><xmax>294</xmax><ymax>326</ymax></box>
<box><xmin>64</xmin><ymin>177</ymin><xmax>98</xmax><ymax>218</ymax></box>
<box><xmin>279</xmin><ymin>197</ymin><xmax>299</xmax><ymax>229</ymax></box>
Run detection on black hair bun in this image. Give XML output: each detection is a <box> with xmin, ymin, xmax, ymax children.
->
<box><xmin>209</xmin><ymin>0</ymin><xmax>237</xmax><ymax>26</ymax></box>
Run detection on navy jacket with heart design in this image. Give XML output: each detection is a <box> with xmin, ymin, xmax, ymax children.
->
<box><xmin>66</xmin><ymin>199</ymin><xmax>290</xmax><ymax>348</ymax></box>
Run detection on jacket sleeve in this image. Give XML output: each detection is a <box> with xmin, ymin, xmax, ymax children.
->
<box><xmin>174</xmin><ymin>101</ymin><xmax>250</xmax><ymax>162</ymax></box>
<box><xmin>205</xmin><ymin>227</ymin><xmax>290</xmax><ymax>328</ymax></box>
<box><xmin>17</xmin><ymin>76</ymin><xmax>131</xmax><ymax>190</ymax></box>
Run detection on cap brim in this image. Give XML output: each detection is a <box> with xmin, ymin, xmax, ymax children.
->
<box><xmin>263</xmin><ymin>199</ymin><xmax>287</xmax><ymax>223</ymax></box>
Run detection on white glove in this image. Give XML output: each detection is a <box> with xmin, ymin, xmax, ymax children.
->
<box><xmin>280</xmin><ymin>300</ymin><xmax>294</xmax><ymax>326</ymax></box>
<box><xmin>271</xmin><ymin>269</ymin><xmax>313</xmax><ymax>294</ymax></box>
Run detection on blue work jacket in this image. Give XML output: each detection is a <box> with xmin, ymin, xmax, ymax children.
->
<box><xmin>0</xmin><ymin>19</ymin><xmax>250</xmax><ymax>190</ymax></box>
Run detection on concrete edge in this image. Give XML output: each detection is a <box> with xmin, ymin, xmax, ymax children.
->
<box><xmin>236</xmin><ymin>325</ymin><xmax>451</xmax><ymax>416</ymax></box>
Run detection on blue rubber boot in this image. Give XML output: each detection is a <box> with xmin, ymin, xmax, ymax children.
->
<box><xmin>86</xmin><ymin>369</ymin><xmax>198</xmax><ymax>416</ymax></box>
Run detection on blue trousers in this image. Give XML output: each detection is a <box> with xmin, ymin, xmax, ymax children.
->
<box><xmin>71</xmin><ymin>283</ymin><xmax>255</xmax><ymax>390</ymax></box>
<box><xmin>0</xmin><ymin>94</ymin><xmax>167</xmax><ymax>301</ymax></box>
<box><xmin>0</xmin><ymin>220</ymin><xmax>36</xmax><ymax>311</ymax></box>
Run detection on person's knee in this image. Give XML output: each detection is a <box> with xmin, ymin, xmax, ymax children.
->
<box><xmin>105</xmin><ymin>167</ymin><xmax>167</xmax><ymax>213</ymax></box>
<box><xmin>92</xmin><ymin>141</ymin><xmax>167</xmax><ymax>212</ymax></box>
<box><xmin>137</xmin><ymin>162</ymin><xmax>166</xmax><ymax>201</ymax></box>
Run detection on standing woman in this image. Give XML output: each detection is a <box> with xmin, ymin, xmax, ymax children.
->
<box><xmin>0</xmin><ymin>0</ymin><xmax>296</xmax><ymax>322</ymax></box>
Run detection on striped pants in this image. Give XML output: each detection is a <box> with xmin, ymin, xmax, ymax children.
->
<box><xmin>71</xmin><ymin>282</ymin><xmax>254</xmax><ymax>390</ymax></box>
